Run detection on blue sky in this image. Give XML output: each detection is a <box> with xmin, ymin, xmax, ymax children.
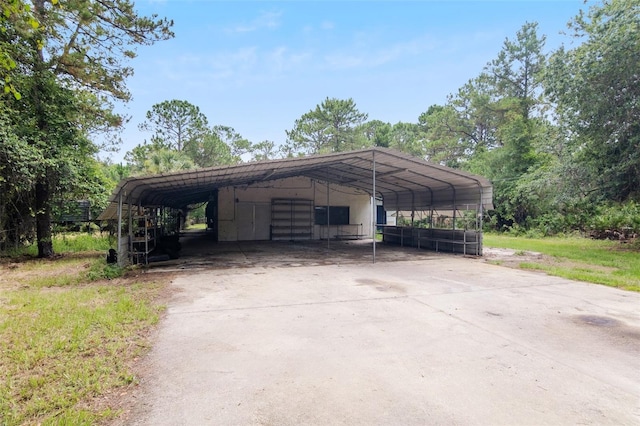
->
<box><xmin>106</xmin><ymin>0</ymin><xmax>591</xmax><ymax>163</ymax></box>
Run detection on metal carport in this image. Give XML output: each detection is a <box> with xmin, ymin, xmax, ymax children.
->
<box><xmin>98</xmin><ymin>147</ymin><xmax>493</xmax><ymax>263</ymax></box>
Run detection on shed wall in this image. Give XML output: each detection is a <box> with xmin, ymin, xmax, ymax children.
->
<box><xmin>216</xmin><ymin>177</ymin><xmax>372</xmax><ymax>241</ymax></box>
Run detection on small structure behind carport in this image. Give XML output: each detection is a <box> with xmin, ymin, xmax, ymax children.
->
<box><xmin>98</xmin><ymin>147</ymin><xmax>493</xmax><ymax>264</ymax></box>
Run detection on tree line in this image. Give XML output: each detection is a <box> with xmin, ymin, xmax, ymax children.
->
<box><xmin>127</xmin><ymin>0</ymin><xmax>639</xmax><ymax>237</ymax></box>
<box><xmin>1</xmin><ymin>0</ymin><xmax>638</xmax><ymax>256</ymax></box>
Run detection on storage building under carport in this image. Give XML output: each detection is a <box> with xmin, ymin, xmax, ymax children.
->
<box><xmin>97</xmin><ymin>147</ymin><xmax>493</xmax><ymax>264</ymax></box>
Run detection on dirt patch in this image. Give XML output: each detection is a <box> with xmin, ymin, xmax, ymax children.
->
<box><xmin>482</xmin><ymin>247</ymin><xmax>618</xmax><ymax>274</ymax></box>
<box><xmin>482</xmin><ymin>247</ymin><xmax>545</xmax><ymax>267</ymax></box>
<box><xmin>0</xmin><ymin>252</ymin><xmax>101</xmax><ymax>290</ymax></box>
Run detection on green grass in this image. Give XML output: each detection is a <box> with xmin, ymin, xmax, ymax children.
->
<box><xmin>0</xmin><ymin>258</ymin><xmax>166</xmax><ymax>425</ymax></box>
<box><xmin>2</xmin><ymin>233</ymin><xmax>113</xmax><ymax>258</ymax></box>
<box><xmin>186</xmin><ymin>223</ymin><xmax>207</xmax><ymax>230</ymax></box>
<box><xmin>484</xmin><ymin>234</ymin><xmax>640</xmax><ymax>291</ymax></box>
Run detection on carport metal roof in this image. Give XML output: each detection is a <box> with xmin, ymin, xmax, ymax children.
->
<box><xmin>98</xmin><ymin>147</ymin><xmax>492</xmax><ymax>220</ymax></box>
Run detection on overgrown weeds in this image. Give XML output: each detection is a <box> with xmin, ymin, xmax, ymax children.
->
<box><xmin>501</xmin><ymin>200</ymin><xmax>640</xmax><ymax>238</ymax></box>
<box><xmin>1</xmin><ymin>232</ymin><xmax>113</xmax><ymax>258</ymax></box>
<box><xmin>86</xmin><ymin>261</ymin><xmax>125</xmax><ymax>281</ymax></box>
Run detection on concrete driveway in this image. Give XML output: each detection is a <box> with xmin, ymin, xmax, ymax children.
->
<box><xmin>125</xmin><ymin>255</ymin><xmax>640</xmax><ymax>425</ymax></box>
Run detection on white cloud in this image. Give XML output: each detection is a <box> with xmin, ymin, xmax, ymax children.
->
<box><xmin>323</xmin><ymin>53</ymin><xmax>364</xmax><ymax>70</ymax></box>
<box><xmin>151</xmin><ymin>43</ymin><xmax>315</xmax><ymax>93</ymax></box>
<box><xmin>320</xmin><ymin>21</ymin><xmax>334</xmax><ymax>31</ymax></box>
<box><xmin>227</xmin><ymin>10</ymin><xmax>282</xmax><ymax>34</ymax></box>
<box><xmin>322</xmin><ymin>34</ymin><xmax>439</xmax><ymax>71</ymax></box>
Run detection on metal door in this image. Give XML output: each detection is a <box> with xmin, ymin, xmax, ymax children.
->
<box><xmin>236</xmin><ymin>203</ymin><xmax>254</xmax><ymax>241</ymax></box>
<box><xmin>237</xmin><ymin>203</ymin><xmax>271</xmax><ymax>241</ymax></box>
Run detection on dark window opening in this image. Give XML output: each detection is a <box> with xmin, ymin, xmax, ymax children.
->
<box><xmin>315</xmin><ymin>206</ymin><xmax>350</xmax><ymax>225</ymax></box>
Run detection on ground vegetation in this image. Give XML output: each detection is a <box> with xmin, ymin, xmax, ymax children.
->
<box><xmin>1</xmin><ymin>0</ymin><xmax>638</xmax><ymax>255</ymax></box>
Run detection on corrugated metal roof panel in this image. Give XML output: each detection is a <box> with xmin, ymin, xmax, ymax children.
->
<box><xmin>98</xmin><ymin>148</ymin><xmax>493</xmax><ymax>220</ymax></box>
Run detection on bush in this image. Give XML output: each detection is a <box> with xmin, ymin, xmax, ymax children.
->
<box><xmin>487</xmin><ymin>200</ymin><xmax>640</xmax><ymax>239</ymax></box>
<box><xmin>86</xmin><ymin>260</ymin><xmax>125</xmax><ymax>281</ymax></box>
<box><xmin>588</xmin><ymin>201</ymin><xmax>640</xmax><ymax>239</ymax></box>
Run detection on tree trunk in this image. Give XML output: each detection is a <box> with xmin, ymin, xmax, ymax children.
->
<box><xmin>35</xmin><ymin>179</ymin><xmax>54</xmax><ymax>258</ymax></box>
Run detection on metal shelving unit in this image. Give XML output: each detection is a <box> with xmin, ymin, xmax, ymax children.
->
<box><xmin>130</xmin><ymin>210</ymin><xmax>158</xmax><ymax>264</ymax></box>
<box><xmin>270</xmin><ymin>199</ymin><xmax>313</xmax><ymax>241</ymax></box>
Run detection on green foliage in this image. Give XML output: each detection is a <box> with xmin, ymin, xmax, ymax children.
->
<box><xmin>0</xmin><ymin>107</ymin><xmax>41</xmax><ymax>249</ymax></box>
<box><xmin>86</xmin><ymin>261</ymin><xmax>124</xmax><ymax>281</ymax></box>
<box><xmin>129</xmin><ymin>100</ymin><xmax>241</xmax><ymax>172</ymax></box>
<box><xmin>2</xmin><ymin>233</ymin><xmax>112</xmax><ymax>257</ymax></box>
<box><xmin>138</xmin><ymin>99</ymin><xmax>209</xmax><ymax>152</ymax></box>
<box><xmin>33</xmin><ymin>0</ymin><xmax>174</xmax><ymax>102</ymax></box>
<box><xmin>588</xmin><ymin>202</ymin><xmax>640</xmax><ymax>236</ymax></box>
<box><xmin>136</xmin><ymin>147</ymin><xmax>196</xmax><ymax>176</ymax></box>
<box><xmin>545</xmin><ymin>0</ymin><xmax>640</xmax><ymax>201</ymax></box>
<box><xmin>510</xmin><ymin>199</ymin><xmax>640</xmax><ymax>238</ymax></box>
<box><xmin>0</xmin><ymin>0</ymin><xmax>174</xmax><ymax>257</ymax></box>
<box><xmin>251</xmin><ymin>140</ymin><xmax>278</xmax><ymax>161</ymax></box>
<box><xmin>53</xmin><ymin>233</ymin><xmax>112</xmax><ymax>252</ymax></box>
<box><xmin>356</xmin><ymin>119</ymin><xmax>391</xmax><ymax>148</ymax></box>
<box><xmin>186</xmin><ymin>131</ymin><xmax>234</xmax><ymax>167</ymax></box>
<box><xmin>419</xmin><ymin>105</ymin><xmax>465</xmax><ymax>167</ymax></box>
<box><xmin>285</xmin><ymin>97</ymin><xmax>368</xmax><ymax>154</ymax></box>
<box><xmin>0</xmin><ymin>0</ymin><xmax>39</xmax><ymax>98</ymax></box>
<box><xmin>388</xmin><ymin>121</ymin><xmax>424</xmax><ymax>157</ymax></box>
<box><xmin>445</xmin><ymin>22</ymin><xmax>550</xmax><ymax>230</ymax></box>
<box><xmin>188</xmin><ymin>203</ymin><xmax>206</xmax><ymax>224</ymax></box>
<box><xmin>486</xmin><ymin>22</ymin><xmax>546</xmax><ymax>119</ymax></box>
<box><xmin>213</xmin><ymin>125</ymin><xmax>252</xmax><ymax>162</ymax></box>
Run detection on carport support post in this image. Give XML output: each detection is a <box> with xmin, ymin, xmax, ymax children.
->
<box><xmin>372</xmin><ymin>150</ymin><xmax>376</xmax><ymax>264</ymax></box>
<box><xmin>116</xmin><ymin>189</ymin><xmax>124</xmax><ymax>266</ymax></box>
<box><xmin>429</xmin><ymin>206</ymin><xmax>433</xmax><ymax>229</ymax></box>
<box><xmin>452</xmin><ymin>187</ymin><xmax>457</xmax><ymax>231</ymax></box>
<box><xmin>128</xmin><ymin>195</ymin><xmax>133</xmax><ymax>264</ymax></box>
<box><xmin>479</xmin><ymin>187</ymin><xmax>484</xmax><ymax>256</ymax></box>
<box><xmin>326</xmin><ymin>176</ymin><xmax>330</xmax><ymax>250</ymax></box>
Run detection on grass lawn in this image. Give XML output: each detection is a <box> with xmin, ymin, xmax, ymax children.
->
<box><xmin>483</xmin><ymin>234</ymin><xmax>640</xmax><ymax>292</ymax></box>
<box><xmin>0</xmin><ymin>241</ymin><xmax>171</xmax><ymax>425</ymax></box>
<box><xmin>186</xmin><ymin>223</ymin><xmax>207</xmax><ymax>230</ymax></box>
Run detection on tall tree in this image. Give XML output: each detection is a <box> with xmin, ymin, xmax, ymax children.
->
<box><xmin>285</xmin><ymin>97</ymin><xmax>368</xmax><ymax>154</ymax></box>
<box><xmin>251</xmin><ymin>140</ymin><xmax>278</xmax><ymax>161</ymax></box>
<box><xmin>185</xmin><ymin>131</ymin><xmax>234</xmax><ymax>168</ymax></box>
<box><xmin>138</xmin><ymin>99</ymin><xmax>208</xmax><ymax>152</ymax></box>
<box><xmin>486</xmin><ymin>22</ymin><xmax>547</xmax><ymax>119</ymax></box>
<box><xmin>389</xmin><ymin>122</ymin><xmax>423</xmax><ymax>157</ymax></box>
<box><xmin>6</xmin><ymin>0</ymin><xmax>174</xmax><ymax>257</ymax></box>
<box><xmin>212</xmin><ymin>125</ymin><xmax>252</xmax><ymax>162</ymax></box>
<box><xmin>132</xmin><ymin>101</ymin><xmax>241</xmax><ymax>168</ymax></box>
<box><xmin>437</xmin><ymin>22</ymin><xmax>548</xmax><ymax>228</ymax></box>
<box><xmin>419</xmin><ymin>105</ymin><xmax>466</xmax><ymax>167</ymax></box>
<box><xmin>448</xmin><ymin>75</ymin><xmax>503</xmax><ymax>154</ymax></box>
<box><xmin>546</xmin><ymin>0</ymin><xmax>640</xmax><ymax>201</ymax></box>
<box><xmin>356</xmin><ymin>119</ymin><xmax>392</xmax><ymax>148</ymax></box>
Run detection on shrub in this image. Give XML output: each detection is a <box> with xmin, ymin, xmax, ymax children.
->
<box><xmin>86</xmin><ymin>260</ymin><xmax>125</xmax><ymax>281</ymax></box>
<box><xmin>588</xmin><ymin>201</ymin><xmax>640</xmax><ymax>239</ymax></box>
